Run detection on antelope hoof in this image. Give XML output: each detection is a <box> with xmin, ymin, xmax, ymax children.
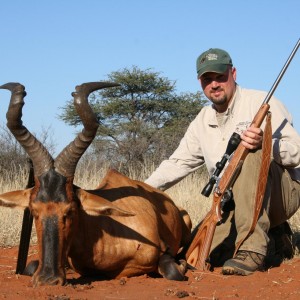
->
<box><xmin>158</xmin><ymin>254</ymin><xmax>187</xmax><ymax>281</ymax></box>
<box><xmin>23</xmin><ymin>260</ymin><xmax>39</xmax><ymax>276</ymax></box>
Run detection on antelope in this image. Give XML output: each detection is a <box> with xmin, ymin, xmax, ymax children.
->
<box><xmin>0</xmin><ymin>82</ymin><xmax>192</xmax><ymax>286</ymax></box>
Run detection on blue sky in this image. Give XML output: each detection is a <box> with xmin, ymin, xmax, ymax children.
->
<box><xmin>0</xmin><ymin>0</ymin><xmax>299</xmax><ymax>154</ymax></box>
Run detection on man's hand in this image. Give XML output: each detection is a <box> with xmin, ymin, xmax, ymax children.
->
<box><xmin>241</xmin><ymin>127</ymin><xmax>263</xmax><ymax>150</ymax></box>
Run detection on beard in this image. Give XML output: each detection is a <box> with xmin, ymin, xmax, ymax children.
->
<box><xmin>210</xmin><ymin>94</ymin><xmax>228</xmax><ymax>106</ymax></box>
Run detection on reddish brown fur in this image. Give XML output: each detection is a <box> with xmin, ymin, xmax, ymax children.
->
<box><xmin>0</xmin><ymin>169</ymin><xmax>192</xmax><ymax>285</ymax></box>
<box><xmin>0</xmin><ymin>82</ymin><xmax>192</xmax><ymax>286</ymax></box>
<box><xmin>66</xmin><ymin>169</ymin><xmax>191</xmax><ymax>279</ymax></box>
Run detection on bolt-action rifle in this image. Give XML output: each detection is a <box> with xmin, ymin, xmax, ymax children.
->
<box><xmin>185</xmin><ymin>39</ymin><xmax>300</xmax><ymax>270</ymax></box>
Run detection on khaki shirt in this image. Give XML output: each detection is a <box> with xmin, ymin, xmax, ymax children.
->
<box><xmin>145</xmin><ymin>85</ymin><xmax>300</xmax><ymax>190</ymax></box>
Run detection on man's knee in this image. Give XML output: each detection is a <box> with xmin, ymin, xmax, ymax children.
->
<box><xmin>268</xmin><ymin>161</ymin><xmax>300</xmax><ymax>226</ymax></box>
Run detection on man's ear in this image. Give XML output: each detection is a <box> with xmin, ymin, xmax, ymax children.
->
<box><xmin>0</xmin><ymin>188</ymin><xmax>33</xmax><ymax>209</ymax></box>
<box><xmin>76</xmin><ymin>189</ymin><xmax>135</xmax><ymax>217</ymax></box>
<box><xmin>231</xmin><ymin>66</ymin><xmax>237</xmax><ymax>80</ymax></box>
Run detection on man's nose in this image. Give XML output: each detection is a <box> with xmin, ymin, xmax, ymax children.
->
<box><xmin>211</xmin><ymin>80</ymin><xmax>220</xmax><ymax>88</ymax></box>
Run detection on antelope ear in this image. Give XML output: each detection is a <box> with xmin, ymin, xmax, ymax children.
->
<box><xmin>76</xmin><ymin>189</ymin><xmax>135</xmax><ymax>217</ymax></box>
<box><xmin>0</xmin><ymin>188</ymin><xmax>33</xmax><ymax>209</ymax></box>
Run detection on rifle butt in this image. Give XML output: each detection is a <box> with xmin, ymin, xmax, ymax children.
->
<box><xmin>185</xmin><ymin>211</ymin><xmax>218</xmax><ymax>270</ymax></box>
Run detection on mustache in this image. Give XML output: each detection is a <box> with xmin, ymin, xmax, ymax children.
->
<box><xmin>211</xmin><ymin>86</ymin><xmax>223</xmax><ymax>92</ymax></box>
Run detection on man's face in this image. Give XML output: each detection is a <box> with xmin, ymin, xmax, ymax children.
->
<box><xmin>199</xmin><ymin>66</ymin><xmax>237</xmax><ymax>112</ymax></box>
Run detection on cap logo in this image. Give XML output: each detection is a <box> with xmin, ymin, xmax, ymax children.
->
<box><xmin>206</xmin><ymin>53</ymin><xmax>218</xmax><ymax>61</ymax></box>
<box><xmin>199</xmin><ymin>53</ymin><xmax>218</xmax><ymax>65</ymax></box>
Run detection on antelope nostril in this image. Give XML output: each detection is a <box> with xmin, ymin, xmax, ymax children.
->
<box><xmin>34</xmin><ymin>274</ymin><xmax>66</xmax><ymax>286</ymax></box>
<box><xmin>48</xmin><ymin>276</ymin><xmax>66</xmax><ymax>286</ymax></box>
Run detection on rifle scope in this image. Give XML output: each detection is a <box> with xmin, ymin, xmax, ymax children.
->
<box><xmin>201</xmin><ymin>132</ymin><xmax>240</xmax><ymax>197</ymax></box>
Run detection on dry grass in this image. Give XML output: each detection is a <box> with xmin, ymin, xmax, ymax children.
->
<box><xmin>0</xmin><ymin>162</ymin><xmax>299</xmax><ymax>250</ymax></box>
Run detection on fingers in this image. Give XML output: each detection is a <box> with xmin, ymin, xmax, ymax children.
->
<box><xmin>241</xmin><ymin>127</ymin><xmax>263</xmax><ymax>150</ymax></box>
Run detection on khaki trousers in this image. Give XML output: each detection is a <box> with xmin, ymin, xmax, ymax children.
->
<box><xmin>209</xmin><ymin>149</ymin><xmax>300</xmax><ymax>266</ymax></box>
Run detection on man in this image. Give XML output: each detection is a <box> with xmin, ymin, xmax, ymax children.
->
<box><xmin>145</xmin><ymin>48</ymin><xmax>300</xmax><ymax>275</ymax></box>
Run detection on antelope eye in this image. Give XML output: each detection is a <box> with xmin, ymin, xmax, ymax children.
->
<box><xmin>63</xmin><ymin>210</ymin><xmax>71</xmax><ymax>218</ymax></box>
<box><xmin>63</xmin><ymin>206</ymin><xmax>75</xmax><ymax>220</ymax></box>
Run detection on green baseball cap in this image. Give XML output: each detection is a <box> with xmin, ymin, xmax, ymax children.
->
<box><xmin>196</xmin><ymin>48</ymin><xmax>233</xmax><ymax>78</ymax></box>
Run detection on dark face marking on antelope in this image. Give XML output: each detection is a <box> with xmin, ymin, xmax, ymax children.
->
<box><xmin>35</xmin><ymin>170</ymin><xmax>68</xmax><ymax>203</ymax></box>
<box><xmin>40</xmin><ymin>216</ymin><xmax>60</xmax><ymax>280</ymax></box>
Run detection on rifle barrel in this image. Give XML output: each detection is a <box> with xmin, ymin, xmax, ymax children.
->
<box><xmin>263</xmin><ymin>38</ymin><xmax>300</xmax><ymax>105</ymax></box>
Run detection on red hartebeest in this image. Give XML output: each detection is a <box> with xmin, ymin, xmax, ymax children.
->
<box><xmin>0</xmin><ymin>82</ymin><xmax>192</xmax><ymax>286</ymax></box>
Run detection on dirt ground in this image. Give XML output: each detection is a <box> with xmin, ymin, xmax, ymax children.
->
<box><xmin>0</xmin><ymin>246</ymin><xmax>299</xmax><ymax>300</ymax></box>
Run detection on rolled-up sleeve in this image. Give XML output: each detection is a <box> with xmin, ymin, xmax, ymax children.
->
<box><xmin>145</xmin><ymin>117</ymin><xmax>205</xmax><ymax>191</ymax></box>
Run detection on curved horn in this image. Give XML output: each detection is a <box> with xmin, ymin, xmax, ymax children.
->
<box><xmin>0</xmin><ymin>83</ymin><xmax>54</xmax><ymax>176</ymax></box>
<box><xmin>54</xmin><ymin>82</ymin><xmax>120</xmax><ymax>177</ymax></box>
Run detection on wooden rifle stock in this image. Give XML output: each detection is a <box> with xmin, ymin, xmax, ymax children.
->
<box><xmin>186</xmin><ymin>104</ymin><xmax>269</xmax><ymax>270</ymax></box>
